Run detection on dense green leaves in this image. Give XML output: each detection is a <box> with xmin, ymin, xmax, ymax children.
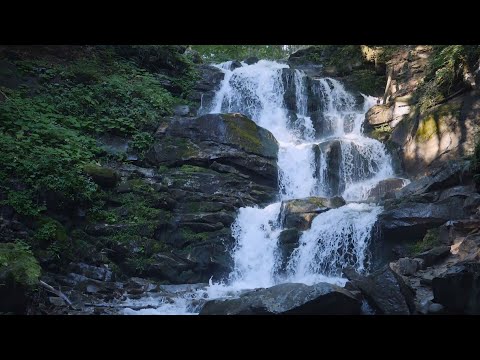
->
<box><xmin>0</xmin><ymin>47</ymin><xmax>180</xmax><ymax>217</ymax></box>
<box><xmin>416</xmin><ymin>45</ymin><xmax>480</xmax><ymax>112</ymax></box>
<box><xmin>191</xmin><ymin>45</ymin><xmax>304</xmax><ymax>63</ymax></box>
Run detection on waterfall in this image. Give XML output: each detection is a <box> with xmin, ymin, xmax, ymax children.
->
<box><xmin>204</xmin><ymin>60</ymin><xmax>393</xmax><ymax>289</ymax></box>
<box><xmin>125</xmin><ymin>60</ymin><xmax>398</xmax><ymax>314</ymax></box>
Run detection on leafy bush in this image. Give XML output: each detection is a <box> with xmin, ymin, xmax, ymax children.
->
<box><xmin>192</xmin><ymin>45</ymin><xmax>290</xmax><ymax>62</ymax></box>
<box><xmin>416</xmin><ymin>45</ymin><xmax>480</xmax><ymax>112</ymax></box>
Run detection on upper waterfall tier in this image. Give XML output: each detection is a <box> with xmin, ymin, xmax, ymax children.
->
<box><xmin>201</xmin><ymin>60</ymin><xmax>394</xmax><ymax>201</ymax></box>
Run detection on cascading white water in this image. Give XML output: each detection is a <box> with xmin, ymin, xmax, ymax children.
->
<box><xmin>124</xmin><ymin>60</ymin><xmax>400</xmax><ymax>314</ymax></box>
<box><xmin>228</xmin><ymin>203</ymin><xmax>282</xmax><ymax>289</ymax></box>
<box><xmin>204</xmin><ymin>60</ymin><xmax>393</xmax><ymax>288</ymax></box>
<box><xmin>287</xmin><ymin>203</ymin><xmax>383</xmax><ymax>284</ymax></box>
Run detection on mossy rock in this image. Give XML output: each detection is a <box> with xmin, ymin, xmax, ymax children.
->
<box><xmin>220</xmin><ymin>113</ymin><xmax>278</xmax><ymax>157</ymax></box>
<box><xmin>0</xmin><ymin>242</ymin><xmax>41</xmax><ymax>288</ymax></box>
<box><xmin>415</xmin><ymin>101</ymin><xmax>462</xmax><ymax>143</ymax></box>
<box><xmin>409</xmin><ymin>228</ymin><xmax>441</xmax><ymax>255</ymax></box>
<box><xmin>83</xmin><ymin>164</ymin><xmax>120</xmax><ymax>188</ymax></box>
<box><xmin>1</xmin><ymin>243</ymin><xmax>40</xmax><ymax>287</ymax></box>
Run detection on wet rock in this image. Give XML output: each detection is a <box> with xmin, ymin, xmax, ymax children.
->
<box><xmin>125</xmin><ymin>277</ymin><xmax>158</xmax><ymax>293</ymax></box>
<box><xmin>199</xmin><ymin>282</ymin><xmax>361</xmax><ymax>315</ymax></box>
<box><xmin>173</xmin><ymin>105</ymin><xmax>190</xmax><ymax>116</ymax></box>
<box><xmin>187</xmin><ymin>64</ymin><xmax>224</xmax><ymax>105</ymax></box>
<box><xmin>83</xmin><ymin>164</ymin><xmax>119</xmax><ymax>189</ymax></box>
<box><xmin>229</xmin><ymin>60</ymin><xmax>242</xmax><ymax>70</ymax></box>
<box><xmin>396</xmin><ymin>160</ymin><xmax>472</xmax><ymax>198</ymax></box>
<box><xmin>244</xmin><ymin>57</ymin><xmax>259</xmax><ymax>65</ymax></box>
<box><xmin>279</xmin><ymin>196</ymin><xmax>346</xmax><ymax>230</ymax></box>
<box><xmin>343</xmin><ymin>266</ymin><xmax>416</xmax><ymax>315</ymax></box>
<box><xmin>428</xmin><ymin>303</ymin><xmax>445</xmax><ymax>314</ymax></box>
<box><xmin>367</xmin><ymin>178</ymin><xmax>407</xmax><ymax>201</ymax></box>
<box><xmin>69</xmin><ymin>263</ymin><xmax>113</xmax><ymax>281</ymax></box>
<box><xmin>277</xmin><ymin>228</ymin><xmax>301</xmax><ymax>271</ymax></box>
<box><xmin>432</xmin><ymin>262</ymin><xmax>480</xmax><ymax>314</ymax></box>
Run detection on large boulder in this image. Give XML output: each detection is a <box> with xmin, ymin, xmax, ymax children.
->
<box><xmin>396</xmin><ymin>160</ymin><xmax>472</xmax><ymax>198</ymax></box>
<box><xmin>147</xmin><ymin>113</ymin><xmax>279</xmax><ymax>200</ymax></box>
<box><xmin>374</xmin><ymin>163</ymin><xmax>478</xmax><ymax>265</ymax></box>
<box><xmin>439</xmin><ymin>219</ymin><xmax>480</xmax><ymax>245</ymax></box>
<box><xmin>388</xmin><ymin>92</ymin><xmax>480</xmax><ymax>178</ymax></box>
<box><xmin>416</xmin><ymin>246</ymin><xmax>451</xmax><ymax>267</ymax></box>
<box><xmin>199</xmin><ymin>282</ymin><xmax>361</xmax><ymax>315</ymax></box>
<box><xmin>365</xmin><ymin>105</ymin><xmax>393</xmax><ymax>126</ymax></box>
<box><xmin>432</xmin><ymin>262</ymin><xmax>480</xmax><ymax>314</ymax></box>
<box><xmin>366</xmin><ymin>178</ymin><xmax>407</xmax><ymax>201</ymax></box>
<box><xmin>343</xmin><ymin>266</ymin><xmax>416</xmax><ymax>315</ymax></box>
<box><xmin>83</xmin><ymin>164</ymin><xmax>120</xmax><ymax>189</ymax></box>
<box><xmin>279</xmin><ymin>196</ymin><xmax>346</xmax><ymax>230</ymax></box>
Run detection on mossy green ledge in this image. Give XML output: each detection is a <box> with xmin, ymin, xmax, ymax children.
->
<box><xmin>146</xmin><ymin>113</ymin><xmax>279</xmax><ymax>187</ymax></box>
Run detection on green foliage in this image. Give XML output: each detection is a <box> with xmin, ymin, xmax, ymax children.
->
<box><xmin>349</xmin><ymin>69</ymin><xmax>386</xmax><ymax>95</ymax></box>
<box><xmin>0</xmin><ymin>242</ymin><xmax>41</xmax><ymax>287</ymax></box>
<box><xmin>0</xmin><ymin>190</ymin><xmax>46</xmax><ymax>217</ymax></box>
<box><xmin>416</xmin><ymin>45</ymin><xmax>480</xmax><ymax>112</ymax></box>
<box><xmin>376</xmin><ymin>45</ymin><xmax>402</xmax><ymax>63</ymax></box>
<box><xmin>0</xmin><ymin>46</ymin><xmax>192</xmax><ymax>273</ymax></box>
<box><xmin>192</xmin><ymin>45</ymin><xmax>291</xmax><ymax>62</ymax></box>
<box><xmin>409</xmin><ymin>228</ymin><xmax>440</xmax><ymax>255</ymax></box>
<box><xmin>180</xmin><ymin>228</ymin><xmax>211</xmax><ymax>242</ymax></box>
<box><xmin>132</xmin><ymin>132</ymin><xmax>154</xmax><ymax>155</ymax></box>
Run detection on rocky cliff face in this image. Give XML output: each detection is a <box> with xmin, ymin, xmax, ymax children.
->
<box><xmin>363</xmin><ymin>45</ymin><xmax>480</xmax><ymax>178</ymax></box>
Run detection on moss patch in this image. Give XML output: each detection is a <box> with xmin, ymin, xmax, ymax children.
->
<box><xmin>409</xmin><ymin>228</ymin><xmax>441</xmax><ymax>255</ymax></box>
<box><xmin>415</xmin><ymin>101</ymin><xmax>461</xmax><ymax>143</ymax></box>
<box><xmin>223</xmin><ymin>114</ymin><xmax>263</xmax><ymax>153</ymax></box>
<box><xmin>415</xmin><ymin>115</ymin><xmax>438</xmax><ymax>142</ymax></box>
<box><xmin>0</xmin><ymin>242</ymin><xmax>41</xmax><ymax>287</ymax></box>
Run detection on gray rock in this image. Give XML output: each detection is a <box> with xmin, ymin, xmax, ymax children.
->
<box><xmin>367</xmin><ymin>178</ymin><xmax>407</xmax><ymax>202</ymax></box>
<box><xmin>390</xmin><ymin>258</ymin><xmax>423</xmax><ymax>276</ymax></box>
<box><xmin>244</xmin><ymin>57</ymin><xmax>259</xmax><ymax>65</ymax></box>
<box><xmin>69</xmin><ymin>263</ymin><xmax>113</xmax><ymax>282</ymax></box>
<box><xmin>146</xmin><ymin>113</ymin><xmax>279</xmax><ymax>196</ymax></box>
<box><xmin>173</xmin><ymin>105</ymin><xmax>190</xmax><ymax>116</ymax></box>
<box><xmin>277</xmin><ymin>228</ymin><xmax>302</xmax><ymax>272</ymax></box>
<box><xmin>428</xmin><ymin>303</ymin><xmax>445</xmax><ymax>314</ymax></box>
<box><xmin>230</xmin><ymin>60</ymin><xmax>242</xmax><ymax>70</ymax></box>
<box><xmin>199</xmin><ymin>282</ymin><xmax>361</xmax><ymax>315</ymax></box>
<box><xmin>49</xmin><ymin>297</ymin><xmax>67</xmax><ymax>307</ymax></box>
<box><xmin>397</xmin><ymin>160</ymin><xmax>472</xmax><ymax>198</ymax></box>
<box><xmin>365</xmin><ymin>105</ymin><xmax>393</xmax><ymax>126</ymax></box>
<box><xmin>279</xmin><ymin>196</ymin><xmax>345</xmax><ymax>230</ymax></box>
<box><xmin>417</xmin><ymin>246</ymin><xmax>451</xmax><ymax>267</ymax></box>
<box><xmin>343</xmin><ymin>266</ymin><xmax>416</xmax><ymax>315</ymax></box>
